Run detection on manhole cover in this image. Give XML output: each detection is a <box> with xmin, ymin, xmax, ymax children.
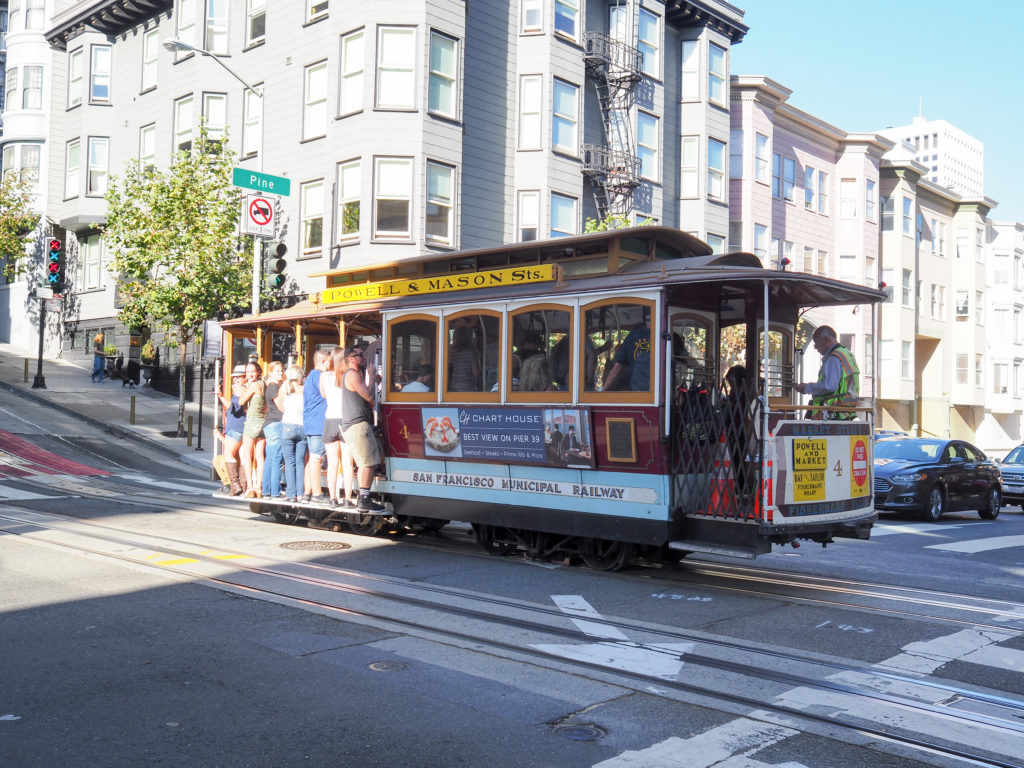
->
<box><xmin>368</xmin><ymin>661</ymin><xmax>409</xmax><ymax>672</ymax></box>
<box><xmin>279</xmin><ymin>541</ymin><xmax>352</xmax><ymax>551</ymax></box>
<box><xmin>552</xmin><ymin>723</ymin><xmax>606</xmax><ymax>742</ymax></box>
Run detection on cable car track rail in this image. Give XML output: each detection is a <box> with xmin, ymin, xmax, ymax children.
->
<box><xmin>2</xmin><ymin>507</ymin><xmax>1023</xmax><ymax>768</ymax></box>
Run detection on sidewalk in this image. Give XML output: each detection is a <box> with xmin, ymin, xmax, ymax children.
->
<box><xmin>0</xmin><ymin>342</ymin><xmax>214</xmax><ymax>472</ymax></box>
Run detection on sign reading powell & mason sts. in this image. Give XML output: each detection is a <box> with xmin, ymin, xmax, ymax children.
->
<box><xmin>320</xmin><ymin>265</ymin><xmax>557</xmax><ymax>305</ymax></box>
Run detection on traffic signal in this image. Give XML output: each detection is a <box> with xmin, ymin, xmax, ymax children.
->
<box><xmin>47</xmin><ymin>238</ymin><xmax>64</xmax><ymax>294</ymax></box>
<box><xmin>265</xmin><ymin>242</ymin><xmax>287</xmax><ymax>290</ymax></box>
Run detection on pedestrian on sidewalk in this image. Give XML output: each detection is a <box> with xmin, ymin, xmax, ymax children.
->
<box><xmin>91</xmin><ymin>333</ymin><xmax>106</xmax><ymax>383</ymax></box>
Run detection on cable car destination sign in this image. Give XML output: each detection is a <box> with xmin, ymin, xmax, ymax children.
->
<box><xmin>321</xmin><ymin>264</ymin><xmax>557</xmax><ymax>305</ymax></box>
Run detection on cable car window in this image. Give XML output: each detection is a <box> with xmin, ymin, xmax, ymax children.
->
<box><xmin>670</xmin><ymin>314</ymin><xmax>710</xmax><ymax>392</ymax></box>
<box><xmin>444</xmin><ymin>311</ymin><xmax>501</xmax><ymax>400</ymax></box>
<box><xmin>582</xmin><ymin>299</ymin><xmax>654</xmax><ymax>401</ymax></box>
<box><xmin>508</xmin><ymin>304</ymin><xmax>572</xmax><ymax>402</ymax></box>
<box><xmin>388</xmin><ymin>315</ymin><xmax>437</xmax><ymax>400</ymax></box>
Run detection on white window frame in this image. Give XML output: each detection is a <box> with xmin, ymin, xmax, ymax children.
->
<box><xmin>16</xmin><ymin>145</ymin><xmax>39</xmax><ymax>182</ymax></box>
<box><xmin>754</xmin><ymin>132</ymin><xmax>769</xmax><ymax>183</ymax></box>
<box><xmin>518</xmin><ymin>75</ymin><xmax>542</xmax><ymax>150</ymax></box>
<box><xmin>176</xmin><ymin>0</ymin><xmax>197</xmax><ymax>51</ymax></box>
<box><xmin>373</xmin><ymin>156</ymin><xmax>413</xmax><ymax>240</ymax></box>
<box><xmin>300</xmin><ymin>180</ymin><xmax>324</xmax><ymax>257</ymax></box>
<box><xmin>139</xmin><ymin>124</ymin><xmax>156</xmax><ymax>171</ymax></box>
<box><xmin>90</xmin><ymin>45</ymin><xmax>111</xmax><ymax>104</ymax></box>
<box><xmin>339</xmin><ymin>29</ymin><xmax>364</xmax><ymax>116</ymax></box>
<box><xmin>554</xmin><ymin>0</ymin><xmax>579</xmax><ymax>41</ymax></box>
<box><xmin>637</xmin><ymin>8</ymin><xmax>660</xmax><ymax>78</ymax></box>
<box><xmin>521</xmin><ymin>0</ymin><xmax>542</xmax><ymax>33</ymax></box>
<box><xmin>729</xmin><ymin>129</ymin><xmax>742</xmax><ymax>180</ymax></box>
<box><xmin>902</xmin><ymin>196</ymin><xmax>912</xmax><ymax>235</ymax></box>
<box><xmin>21</xmin><ymin>65</ymin><xmax>42</xmax><ymax>109</ymax></box>
<box><xmin>25</xmin><ymin>0</ymin><xmax>43</xmax><ymax>30</ymax></box>
<box><xmin>428</xmin><ymin>30</ymin><xmax>458</xmax><ymax>119</ymax></box>
<box><xmin>80</xmin><ymin>234</ymin><xmax>105</xmax><ymax>291</ymax></box>
<box><xmin>518</xmin><ymin>190</ymin><xmax>539</xmax><ymax>242</ymax></box>
<box><xmin>550</xmin><ymin>192</ymin><xmax>577</xmax><ymax>238</ymax></box>
<box><xmin>337</xmin><ymin>159</ymin><xmax>360</xmax><ymax>243</ymax></box>
<box><xmin>707</xmin><ymin>137</ymin><xmax>725</xmax><ymax>201</ymax></box>
<box><xmin>303</xmin><ymin>60</ymin><xmax>328</xmax><ymax>140</ymax></box>
<box><xmin>708</xmin><ymin>42</ymin><xmax>727</xmax><ymax>106</ymax></box>
<box><xmin>375</xmin><ymin>26</ymin><xmax>416</xmax><ymax>110</ymax></box>
<box><xmin>865</xmin><ymin>179</ymin><xmax>876</xmax><ymax>221</ymax></box>
<box><xmin>637</xmin><ymin>111</ymin><xmax>658</xmax><ymax>181</ymax></box>
<box><xmin>174</xmin><ymin>95</ymin><xmax>193</xmax><ymax>153</ymax></box>
<box><xmin>242</xmin><ymin>85</ymin><xmax>262</xmax><ymax>157</ymax></box>
<box><xmin>202</xmin><ymin>92</ymin><xmax>227</xmax><ymax>142</ymax></box>
<box><xmin>141</xmin><ymin>30</ymin><xmax>159</xmax><ymax>92</ymax></box>
<box><xmin>68</xmin><ymin>49</ymin><xmax>83</xmax><ymax>108</ymax></box>
<box><xmin>680</xmin><ymin>40</ymin><xmax>699</xmax><ymax>101</ymax></box>
<box><xmin>817</xmin><ymin>170</ymin><xmax>828</xmax><ymax>214</ymax></box>
<box><xmin>680</xmin><ymin>136</ymin><xmax>698</xmax><ymax>198</ymax></box>
<box><xmin>205</xmin><ymin>0</ymin><xmax>228</xmax><ymax>54</ymax></box>
<box><xmin>804</xmin><ymin>165</ymin><xmax>816</xmax><ymax>210</ymax></box>
<box><xmin>246</xmin><ymin>0</ymin><xmax>266</xmax><ymax>47</ymax></box>
<box><xmin>86</xmin><ymin>136</ymin><xmax>109</xmax><ymax>196</ymax></box>
<box><xmin>839</xmin><ymin>178</ymin><xmax>856</xmax><ymax>218</ymax></box>
<box><xmin>307</xmin><ymin>0</ymin><xmax>328</xmax><ymax>23</ymax></box>
<box><xmin>65</xmin><ymin>139</ymin><xmax>80</xmax><ymax>199</ymax></box>
<box><xmin>425</xmin><ymin>161</ymin><xmax>455</xmax><ymax>247</ymax></box>
<box><xmin>551</xmin><ymin>78</ymin><xmax>578</xmax><ymax>155</ymax></box>
<box><xmin>753</xmin><ymin>223</ymin><xmax>767</xmax><ymax>263</ymax></box>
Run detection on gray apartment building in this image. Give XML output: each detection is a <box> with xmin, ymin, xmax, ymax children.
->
<box><xmin>30</xmin><ymin>0</ymin><xmax>745</xmax><ymax>361</ymax></box>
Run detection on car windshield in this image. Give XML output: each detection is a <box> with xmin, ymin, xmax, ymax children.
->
<box><xmin>874</xmin><ymin>439</ymin><xmax>944</xmax><ymax>462</ymax></box>
<box><xmin>1004</xmin><ymin>446</ymin><xmax>1024</xmax><ymax>465</ymax></box>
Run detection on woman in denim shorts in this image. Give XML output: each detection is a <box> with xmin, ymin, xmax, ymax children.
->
<box><xmin>215</xmin><ymin>366</ymin><xmax>248</xmax><ymax>495</ymax></box>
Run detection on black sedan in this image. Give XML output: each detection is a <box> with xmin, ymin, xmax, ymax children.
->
<box><xmin>999</xmin><ymin>444</ymin><xmax>1024</xmax><ymax>508</ymax></box>
<box><xmin>873</xmin><ymin>437</ymin><xmax>1001</xmax><ymax>521</ymax></box>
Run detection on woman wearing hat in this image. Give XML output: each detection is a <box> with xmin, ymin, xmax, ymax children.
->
<box><xmin>214</xmin><ymin>365</ymin><xmax>248</xmax><ymax>495</ymax></box>
<box><xmin>238</xmin><ymin>360</ymin><xmax>267</xmax><ymax>498</ymax></box>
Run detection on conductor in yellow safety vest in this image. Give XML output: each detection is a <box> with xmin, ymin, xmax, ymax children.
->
<box><xmin>793</xmin><ymin>325</ymin><xmax>860</xmax><ymax>420</ymax></box>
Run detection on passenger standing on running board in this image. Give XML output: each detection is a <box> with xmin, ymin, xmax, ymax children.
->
<box><xmin>341</xmin><ymin>345</ymin><xmax>386</xmax><ymax>513</ymax></box>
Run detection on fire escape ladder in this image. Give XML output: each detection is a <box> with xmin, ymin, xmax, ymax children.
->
<box><xmin>581</xmin><ymin>8</ymin><xmax>643</xmax><ymax>221</ymax></box>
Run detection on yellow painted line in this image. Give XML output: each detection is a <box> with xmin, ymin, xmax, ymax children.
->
<box><xmin>155</xmin><ymin>557</ymin><xmax>199</xmax><ymax>566</ymax></box>
<box><xmin>200</xmin><ymin>549</ymin><xmax>250</xmax><ymax>561</ymax></box>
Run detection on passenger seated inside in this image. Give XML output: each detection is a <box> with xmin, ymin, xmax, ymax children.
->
<box><xmin>520</xmin><ymin>354</ymin><xmax>558</xmax><ymax>392</ymax></box>
<box><xmin>448</xmin><ymin>325</ymin><xmax>481</xmax><ymax>392</ymax></box>
<box><xmin>602</xmin><ymin>317</ymin><xmax>651</xmax><ymax>391</ymax></box>
<box><xmin>401</xmin><ymin>364</ymin><xmax>434</xmax><ymax>392</ymax></box>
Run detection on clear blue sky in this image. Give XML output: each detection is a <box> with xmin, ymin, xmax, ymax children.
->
<box><xmin>730</xmin><ymin>0</ymin><xmax>1024</xmax><ymax>222</ymax></box>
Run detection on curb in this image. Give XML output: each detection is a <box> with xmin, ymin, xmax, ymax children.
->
<box><xmin>0</xmin><ymin>377</ymin><xmax>210</xmax><ymax>473</ymax></box>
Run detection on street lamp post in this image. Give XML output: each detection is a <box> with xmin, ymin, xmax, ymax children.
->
<box><xmin>162</xmin><ymin>37</ymin><xmax>264</xmax><ymax>316</ymax></box>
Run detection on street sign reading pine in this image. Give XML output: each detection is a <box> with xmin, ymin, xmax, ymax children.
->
<box><xmin>232</xmin><ymin>167</ymin><xmax>291</xmax><ymax>197</ymax></box>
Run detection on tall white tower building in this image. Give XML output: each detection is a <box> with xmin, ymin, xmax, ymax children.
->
<box><xmin>878</xmin><ymin>116</ymin><xmax>984</xmax><ymax>197</ymax></box>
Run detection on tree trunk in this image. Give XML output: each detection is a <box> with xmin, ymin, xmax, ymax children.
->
<box><xmin>177</xmin><ymin>340</ymin><xmax>187</xmax><ymax>437</ymax></box>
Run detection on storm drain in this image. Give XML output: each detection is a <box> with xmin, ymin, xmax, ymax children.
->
<box><xmin>552</xmin><ymin>723</ymin><xmax>606</xmax><ymax>742</ymax></box>
<box><xmin>369</xmin><ymin>661</ymin><xmax>409</xmax><ymax>672</ymax></box>
<box><xmin>279</xmin><ymin>541</ymin><xmax>352</xmax><ymax>551</ymax></box>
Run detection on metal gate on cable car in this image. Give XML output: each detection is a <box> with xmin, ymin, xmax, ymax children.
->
<box><xmin>216</xmin><ymin>227</ymin><xmax>885</xmax><ymax>570</ymax></box>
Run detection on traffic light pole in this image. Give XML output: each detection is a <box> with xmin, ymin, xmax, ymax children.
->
<box><xmin>251</xmin><ymin>236</ymin><xmax>262</xmax><ymax>315</ymax></box>
<box><xmin>32</xmin><ymin>302</ymin><xmax>46</xmax><ymax>389</ymax></box>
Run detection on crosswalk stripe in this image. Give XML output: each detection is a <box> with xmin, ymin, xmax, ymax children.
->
<box><xmin>0</xmin><ymin>484</ymin><xmax>61</xmax><ymax>500</ymax></box>
<box><xmin>871</xmin><ymin>522</ymin><xmax>972</xmax><ymax>537</ymax></box>
<box><xmin>924</xmin><ymin>534</ymin><xmax>1024</xmax><ymax>553</ymax></box>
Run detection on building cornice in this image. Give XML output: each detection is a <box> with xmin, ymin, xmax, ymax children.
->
<box><xmin>663</xmin><ymin>0</ymin><xmax>748</xmax><ymax>43</ymax></box>
<box><xmin>46</xmin><ymin>0</ymin><xmax>172</xmax><ymax>51</ymax></box>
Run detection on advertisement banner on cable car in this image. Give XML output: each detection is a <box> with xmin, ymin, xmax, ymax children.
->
<box><xmin>421</xmin><ymin>406</ymin><xmax>594</xmax><ymax>468</ymax></box>
<box><xmin>770</xmin><ymin>420</ymin><xmax>873</xmax><ymax>516</ymax></box>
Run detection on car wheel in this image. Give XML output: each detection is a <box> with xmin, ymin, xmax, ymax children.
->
<box><xmin>922</xmin><ymin>486</ymin><xmax>945</xmax><ymax>522</ymax></box>
<box><xmin>979</xmin><ymin>486</ymin><xmax>1001</xmax><ymax>520</ymax></box>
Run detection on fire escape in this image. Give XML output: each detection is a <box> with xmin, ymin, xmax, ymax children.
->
<box><xmin>581</xmin><ymin>11</ymin><xmax>643</xmax><ymax>221</ymax></box>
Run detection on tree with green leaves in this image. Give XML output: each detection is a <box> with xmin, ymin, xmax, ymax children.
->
<box><xmin>0</xmin><ymin>174</ymin><xmax>40</xmax><ymax>280</ymax></box>
<box><xmin>104</xmin><ymin>130</ymin><xmax>251</xmax><ymax>436</ymax></box>
<box><xmin>583</xmin><ymin>213</ymin><xmax>655</xmax><ymax>233</ymax></box>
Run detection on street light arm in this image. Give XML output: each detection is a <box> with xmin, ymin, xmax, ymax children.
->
<box><xmin>162</xmin><ymin>38</ymin><xmax>262</xmax><ymax>98</ymax></box>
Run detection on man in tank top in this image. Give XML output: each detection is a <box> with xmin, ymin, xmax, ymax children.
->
<box><xmin>340</xmin><ymin>345</ymin><xmax>385</xmax><ymax>513</ymax></box>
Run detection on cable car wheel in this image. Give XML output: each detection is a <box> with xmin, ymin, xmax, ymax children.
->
<box><xmin>472</xmin><ymin>523</ymin><xmax>516</xmax><ymax>556</ymax></box>
<box><xmin>270</xmin><ymin>505</ymin><xmax>303</xmax><ymax>525</ymax></box>
<box><xmin>348</xmin><ymin>513</ymin><xmax>387</xmax><ymax>536</ymax></box>
<box><xmin>580</xmin><ymin>538</ymin><xmax>636</xmax><ymax>572</ymax></box>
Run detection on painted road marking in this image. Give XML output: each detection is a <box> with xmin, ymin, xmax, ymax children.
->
<box><xmin>145</xmin><ymin>550</ymin><xmax>249</xmax><ymax>567</ymax></box>
<box><xmin>116</xmin><ymin>473</ymin><xmax>213</xmax><ymax>494</ymax></box>
<box><xmin>923</xmin><ymin>534</ymin><xmax>1024</xmax><ymax>553</ymax></box>
<box><xmin>593</xmin><ymin>717</ymin><xmax>798</xmax><ymax>768</ymax></box>
<box><xmin>533</xmin><ymin>595</ymin><xmax>692</xmax><ymax>681</ymax></box>
<box><xmin>0</xmin><ymin>483</ymin><xmax>61</xmax><ymax>500</ymax></box>
<box><xmin>870</xmin><ymin>522</ymin><xmax>973</xmax><ymax>537</ymax></box>
<box><xmin>878</xmin><ymin>628</ymin><xmax>1019</xmax><ymax>675</ymax></box>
